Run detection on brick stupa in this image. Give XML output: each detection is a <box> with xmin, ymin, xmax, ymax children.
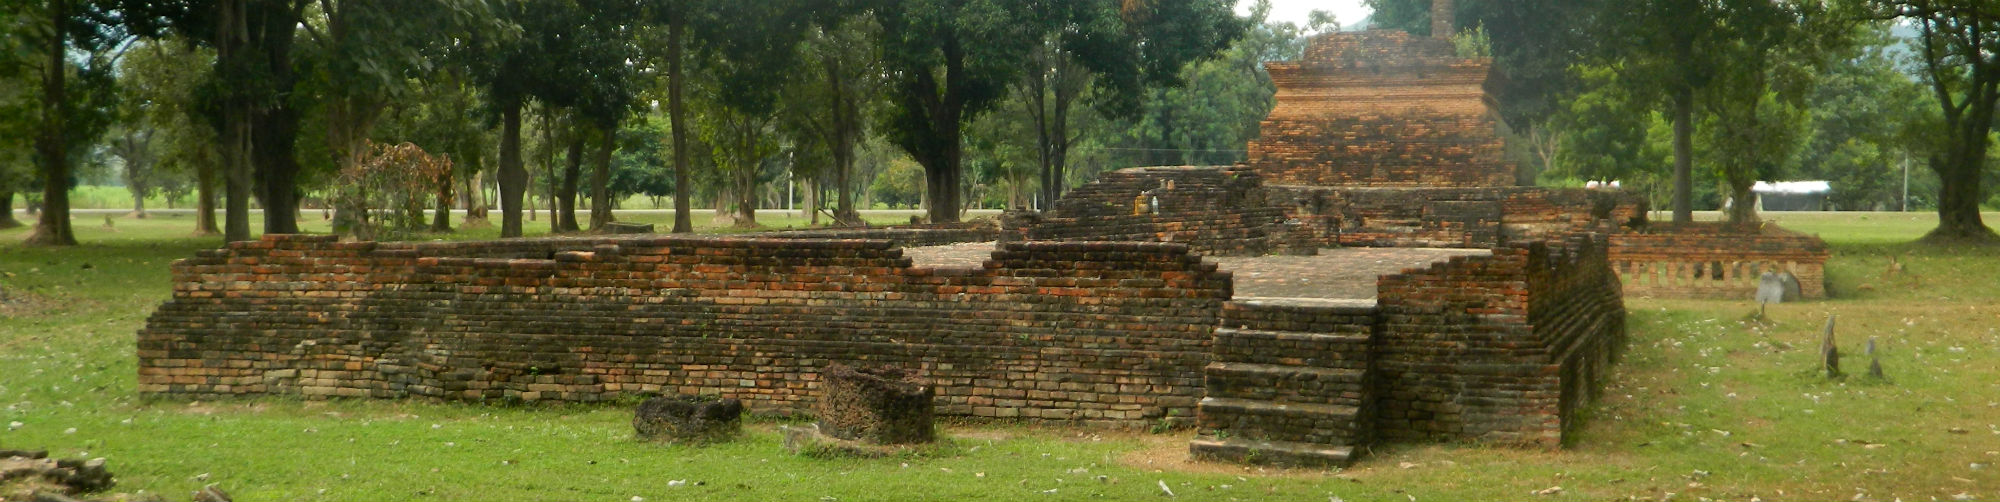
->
<box><xmin>1248</xmin><ymin>18</ymin><xmax>1513</xmax><ymax>188</ymax></box>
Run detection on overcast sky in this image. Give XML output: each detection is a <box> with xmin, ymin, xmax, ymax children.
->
<box><xmin>1237</xmin><ymin>0</ymin><xmax>1375</xmax><ymax>29</ymax></box>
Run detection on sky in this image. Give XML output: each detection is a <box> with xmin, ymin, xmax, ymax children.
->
<box><xmin>1237</xmin><ymin>0</ymin><xmax>1375</xmax><ymax>30</ymax></box>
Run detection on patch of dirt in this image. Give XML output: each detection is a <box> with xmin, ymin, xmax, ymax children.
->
<box><xmin>1113</xmin><ymin>434</ymin><xmax>1343</xmax><ymax>478</ymax></box>
<box><xmin>0</xmin><ymin>286</ymin><xmax>45</xmax><ymax>316</ymax></box>
<box><xmin>944</xmin><ymin>428</ymin><xmax>1015</xmax><ymax>442</ymax></box>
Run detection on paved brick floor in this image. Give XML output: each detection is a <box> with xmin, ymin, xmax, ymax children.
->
<box><xmin>902</xmin><ymin>242</ymin><xmax>1488</xmax><ymax>301</ymax></box>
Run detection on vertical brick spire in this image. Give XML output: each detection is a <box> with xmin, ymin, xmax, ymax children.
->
<box><xmin>1431</xmin><ymin>0</ymin><xmax>1455</xmax><ymax>39</ymax></box>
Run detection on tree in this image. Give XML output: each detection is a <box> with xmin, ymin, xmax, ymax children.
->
<box><xmin>1789</xmin><ymin>25</ymin><xmax>1935</xmax><ymax>211</ymax></box>
<box><xmin>1</xmin><ymin>23</ymin><xmax>35</xmax><ymax>231</ymax></box>
<box><xmin>781</xmin><ymin>17</ymin><xmax>882</xmax><ymax>226</ymax></box>
<box><xmin>1542</xmin><ymin>64</ymin><xmax>1671</xmax><ymax>187</ymax></box>
<box><xmin>377</xmin><ymin>66</ymin><xmax>492</xmax><ymax>232</ymax></box>
<box><xmin>13</xmin><ymin>0</ymin><xmax>125</xmax><ymax>246</ymax></box>
<box><xmin>118</xmin><ymin>40</ymin><xmax>220</xmax><ymax>234</ymax></box>
<box><xmin>1106</xmin><ymin>4</ymin><xmax>1310</xmax><ymax>170</ymax></box>
<box><xmin>468</xmin><ymin>0</ymin><xmax>595</xmax><ymax>238</ymax></box>
<box><xmin>299</xmin><ymin>0</ymin><xmax>495</xmax><ymax>234</ymax></box>
<box><xmin>1014</xmin><ymin>0</ymin><xmax>1241</xmax><ymax>207</ymax></box>
<box><xmin>1604</xmin><ymin>0</ymin><xmax>1812</xmax><ymax>224</ymax></box>
<box><xmin>1694</xmin><ymin>2</ymin><xmax>1842</xmax><ymax>225</ymax></box>
<box><xmin>635</xmin><ymin>2</ymin><xmax>711</xmax><ymax>234</ymax></box>
<box><xmin>119</xmin><ymin>0</ymin><xmax>312</xmax><ymax>241</ymax></box>
<box><xmin>870</xmin><ymin>0</ymin><xmax>1066</xmax><ymax>223</ymax></box>
<box><xmin>1864</xmin><ymin>0</ymin><xmax>2000</xmax><ymax>241</ymax></box>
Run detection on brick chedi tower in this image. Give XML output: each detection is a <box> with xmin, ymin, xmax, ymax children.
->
<box><xmin>1246</xmin><ymin>4</ymin><xmax>1514</xmax><ymax>188</ymax></box>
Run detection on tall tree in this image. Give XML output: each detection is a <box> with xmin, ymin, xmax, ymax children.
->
<box><xmin>1108</xmin><ymin>3</ymin><xmax>1309</xmax><ymax>170</ymax></box>
<box><xmin>1697</xmin><ymin>2</ymin><xmax>1843</xmax><ymax>225</ymax></box>
<box><xmin>1</xmin><ymin>14</ymin><xmax>38</xmax><ymax>231</ymax></box>
<box><xmin>636</xmin><ymin>2</ymin><xmax>713</xmax><ymax>234</ymax></box>
<box><xmin>870</xmin><ymin>0</ymin><xmax>1064</xmax><ymax>223</ymax></box>
<box><xmin>121</xmin><ymin>0</ymin><xmax>314</xmax><ymax>240</ymax></box>
<box><xmin>1008</xmin><ymin>1</ymin><xmax>1241</xmax><ymax>208</ymax></box>
<box><xmin>570</xmin><ymin>0</ymin><xmax>642</xmax><ymax>232</ymax></box>
<box><xmin>468</xmin><ymin>0</ymin><xmax>584</xmax><ymax>238</ymax></box>
<box><xmin>121</xmin><ymin>40</ymin><xmax>223</xmax><ymax>235</ymax></box>
<box><xmin>15</xmin><ymin>0</ymin><xmax>125</xmax><ymax>246</ymax></box>
<box><xmin>1865</xmin><ymin>0</ymin><xmax>2000</xmax><ymax>241</ymax></box>
<box><xmin>782</xmin><ymin>17</ymin><xmax>881</xmax><ymax>226</ymax></box>
<box><xmin>299</xmin><ymin>0</ymin><xmax>494</xmax><ymax>233</ymax></box>
<box><xmin>1788</xmin><ymin>24</ymin><xmax>1935</xmax><ymax>212</ymax></box>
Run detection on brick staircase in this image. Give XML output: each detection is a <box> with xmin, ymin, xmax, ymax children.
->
<box><xmin>1191</xmin><ymin>299</ymin><xmax>1378</xmax><ymax>467</ymax></box>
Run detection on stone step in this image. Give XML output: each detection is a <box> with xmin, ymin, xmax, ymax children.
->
<box><xmin>1196</xmin><ymin>397</ymin><xmax>1364</xmax><ymax>446</ymax></box>
<box><xmin>1211</xmin><ymin>327</ymin><xmax>1371</xmax><ymax>369</ymax></box>
<box><xmin>1204</xmin><ymin>362</ymin><xmax>1365</xmax><ymax>405</ymax></box>
<box><xmin>1188</xmin><ymin>436</ymin><xmax>1357</xmax><ymax>468</ymax></box>
<box><xmin>1220</xmin><ymin>300</ymin><xmax>1377</xmax><ymax>335</ymax></box>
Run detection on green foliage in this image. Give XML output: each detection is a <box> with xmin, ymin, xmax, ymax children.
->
<box><xmin>869</xmin><ymin>157</ymin><xmax>924</xmax><ymax>209</ymax></box>
<box><xmin>1103</xmin><ymin>5</ymin><xmax>1309</xmax><ymax>169</ymax></box>
<box><xmin>1787</xmin><ymin>25</ymin><xmax>1935</xmax><ymax>211</ymax></box>
<box><xmin>1543</xmin><ymin>64</ymin><xmax>1666</xmax><ymax>188</ymax></box>
<box><xmin>610</xmin><ymin>117</ymin><xmax>672</xmax><ymax>204</ymax></box>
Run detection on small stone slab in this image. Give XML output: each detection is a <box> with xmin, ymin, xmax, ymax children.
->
<box><xmin>1755</xmin><ymin>272</ymin><xmax>1786</xmax><ymax>304</ymax></box>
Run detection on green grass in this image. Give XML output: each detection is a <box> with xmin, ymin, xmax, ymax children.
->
<box><xmin>4</xmin><ymin>212</ymin><xmax>2000</xmax><ymax>501</ymax></box>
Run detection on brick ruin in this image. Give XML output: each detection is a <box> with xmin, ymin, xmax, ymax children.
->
<box><xmin>1609</xmin><ymin>223</ymin><xmax>1828</xmax><ymax>300</ymax></box>
<box><xmin>133</xmin><ymin>7</ymin><xmax>1821</xmax><ymax>470</ymax></box>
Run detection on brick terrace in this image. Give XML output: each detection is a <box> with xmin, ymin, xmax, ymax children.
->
<box><xmin>907</xmin><ymin>242</ymin><xmax>1488</xmax><ymax>301</ymax></box>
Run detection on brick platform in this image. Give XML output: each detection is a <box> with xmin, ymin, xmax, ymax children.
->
<box><xmin>139</xmin><ymin>234</ymin><xmax>1229</xmax><ymax>425</ymax></box>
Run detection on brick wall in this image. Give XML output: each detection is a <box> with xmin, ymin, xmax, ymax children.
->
<box><xmin>1266</xmin><ymin>186</ymin><xmax>1647</xmax><ymax>248</ymax></box>
<box><xmin>759</xmin><ymin>223</ymin><xmax>1009</xmax><ymax>247</ymax></box>
<box><xmin>137</xmin><ymin>235</ymin><xmax>1231</xmax><ymax>425</ymax></box>
<box><xmin>1024</xmin><ymin>166</ymin><xmax>1310</xmax><ymax>256</ymax></box>
<box><xmin>1608</xmin><ymin>223</ymin><xmax>1829</xmax><ymax>299</ymax></box>
<box><xmin>1371</xmin><ymin>233</ymin><xmax>1623</xmax><ymax>446</ymax></box>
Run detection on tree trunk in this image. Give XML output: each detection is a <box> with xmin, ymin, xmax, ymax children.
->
<box><xmin>558</xmin><ymin>128</ymin><xmax>583</xmax><ymax>233</ymax></box>
<box><xmin>668</xmin><ymin>16</ymin><xmax>694</xmax><ymax>233</ymax></box>
<box><xmin>223</xmin><ymin>114</ymin><xmax>254</xmax><ymax>242</ymax></box>
<box><xmin>254</xmin><ymin>105</ymin><xmax>303</xmax><ymax>235</ymax></box>
<box><xmin>129</xmin><ymin>182</ymin><xmax>147</xmax><ymax>219</ymax></box>
<box><xmin>1928</xmin><ymin>146</ymin><xmax>1996</xmax><ymax>241</ymax></box>
<box><xmin>1726</xmin><ymin>182</ymin><xmax>1758</xmax><ymax>227</ymax></box>
<box><xmin>498</xmin><ymin>101</ymin><xmax>527</xmax><ymax>238</ymax></box>
<box><xmin>1670</xmin><ymin>85</ymin><xmax>1695</xmax><ymax>224</ymax></box>
<box><xmin>0</xmin><ymin>191</ymin><xmax>21</xmax><ymax>229</ymax></box>
<box><xmin>913</xmin><ymin>41</ymin><xmax>967</xmax><ymax>224</ymax></box>
<box><xmin>25</xmin><ymin>0</ymin><xmax>75</xmax><ymax>246</ymax></box>
<box><xmin>430</xmin><ymin>181</ymin><xmax>452</xmax><ymax>232</ymax></box>
<box><xmin>195</xmin><ymin>160</ymin><xmax>220</xmax><ymax>236</ymax></box>
<box><xmin>590</xmin><ymin>121</ymin><xmax>617</xmax><ymax>231</ymax></box>
<box><xmin>923</xmin><ymin>137</ymin><xmax>962</xmax><ymax>224</ymax></box>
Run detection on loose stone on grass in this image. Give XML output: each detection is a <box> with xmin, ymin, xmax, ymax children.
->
<box><xmin>815</xmin><ymin>364</ymin><xmax>934</xmax><ymax>445</ymax></box>
<box><xmin>0</xmin><ymin>449</ymin><xmax>115</xmax><ymax>500</ymax></box>
<box><xmin>633</xmin><ymin>395</ymin><xmax>744</xmax><ymax>443</ymax></box>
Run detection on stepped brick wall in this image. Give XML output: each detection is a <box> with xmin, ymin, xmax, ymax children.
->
<box><xmin>759</xmin><ymin>223</ymin><xmax>1010</xmax><ymax>248</ymax></box>
<box><xmin>1249</xmin><ymin>30</ymin><xmax>1513</xmax><ymax>188</ymax></box>
<box><xmin>1608</xmin><ymin>223</ymin><xmax>1829</xmax><ymax>300</ymax></box>
<box><xmin>1266</xmin><ymin>186</ymin><xmax>1649</xmax><ymax>248</ymax></box>
<box><xmin>1024</xmin><ymin>166</ymin><xmax>1310</xmax><ymax>256</ymax></box>
<box><xmin>1371</xmin><ymin>233</ymin><xmax>1624</xmax><ymax>446</ymax></box>
<box><xmin>137</xmin><ymin>234</ymin><xmax>1231</xmax><ymax>425</ymax></box>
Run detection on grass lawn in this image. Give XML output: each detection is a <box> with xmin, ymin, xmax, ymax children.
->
<box><xmin>2</xmin><ymin>211</ymin><xmax>1998</xmax><ymax>501</ymax></box>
